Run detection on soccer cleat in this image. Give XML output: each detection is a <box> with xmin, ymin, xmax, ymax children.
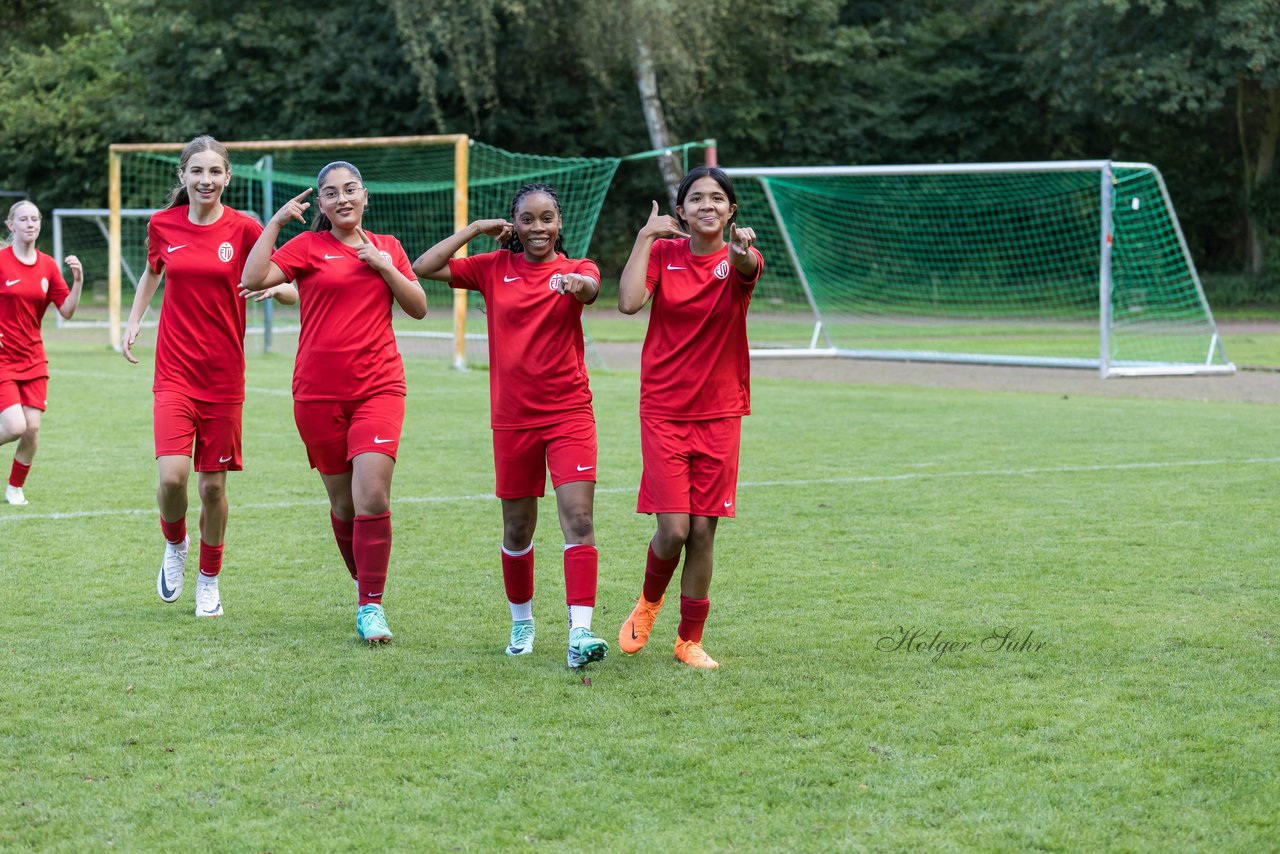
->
<box><xmin>567</xmin><ymin>626</ymin><xmax>609</xmax><ymax>669</ymax></box>
<box><xmin>194</xmin><ymin>575</ymin><xmax>223</xmax><ymax>618</ymax></box>
<box><xmin>618</xmin><ymin>595</ymin><xmax>664</xmax><ymax>654</ymax></box>
<box><xmin>674</xmin><ymin>638</ymin><xmax>720</xmax><ymax>669</ymax></box>
<box><xmin>506</xmin><ymin>620</ymin><xmax>535</xmax><ymax>656</ymax></box>
<box><xmin>4</xmin><ymin>485</ymin><xmax>28</xmax><ymax>506</ymax></box>
<box><xmin>156</xmin><ymin>536</ymin><xmax>189</xmax><ymax>603</ymax></box>
<box><xmin>356</xmin><ymin>603</ymin><xmax>393</xmax><ymax>644</ymax></box>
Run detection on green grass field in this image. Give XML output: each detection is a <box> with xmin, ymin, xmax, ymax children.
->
<box><xmin>2</xmin><ymin>338</ymin><xmax>1277</xmax><ymax>851</ymax></box>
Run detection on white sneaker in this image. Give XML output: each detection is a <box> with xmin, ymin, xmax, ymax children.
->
<box><xmin>195</xmin><ymin>574</ymin><xmax>223</xmax><ymax>618</ymax></box>
<box><xmin>157</xmin><ymin>536</ymin><xmax>188</xmax><ymax>602</ymax></box>
<box><xmin>4</xmin><ymin>485</ymin><xmax>28</xmax><ymax>506</ymax></box>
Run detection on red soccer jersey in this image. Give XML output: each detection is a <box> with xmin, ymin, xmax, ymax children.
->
<box><xmin>0</xmin><ymin>246</ymin><xmax>70</xmax><ymax>381</ymax></box>
<box><xmin>640</xmin><ymin>238</ymin><xmax>762</xmax><ymax>420</ymax></box>
<box><xmin>449</xmin><ymin>250</ymin><xmax>599</xmax><ymax>429</ymax></box>
<box><xmin>271</xmin><ymin>230</ymin><xmax>414</xmax><ymax>401</ymax></box>
<box><xmin>146</xmin><ymin>206</ymin><xmax>263</xmax><ymax>403</ymax></box>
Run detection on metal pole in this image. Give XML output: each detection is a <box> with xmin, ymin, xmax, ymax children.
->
<box><xmin>260</xmin><ymin>154</ymin><xmax>274</xmax><ymax>354</ymax></box>
<box><xmin>1098</xmin><ymin>162</ymin><xmax>1114</xmax><ymax>378</ymax></box>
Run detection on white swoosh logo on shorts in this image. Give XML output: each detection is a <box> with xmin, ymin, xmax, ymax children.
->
<box><xmin>218</xmin><ymin>455</ymin><xmax>233</xmax><ymax>463</ymax></box>
<box><xmin>723</xmin><ymin>500</ymin><xmax>733</xmax><ymax>508</ymax></box>
<box><xmin>576</xmin><ymin>464</ymin><xmax>594</xmax><ymax>471</ymax></box>
<box><xmin>373</xmin><ymin>436</ymin><xmax>396</xmax><ymax>444</ymax></box>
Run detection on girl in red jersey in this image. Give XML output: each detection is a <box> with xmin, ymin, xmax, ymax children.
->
<box><xmin>413</xmin><ymin>183</ymin><xmax>610</xmax><ymax>669</ymax></box>
<box><xmin>123</xmin><ymin>135</ymin><xmax>298</xmax><ymax>618</ymax></box>
<box><xmin>615</xmin><ymin>166</ymin><xmax>762</xmax><ymax>669</ymax></box>
<box><xmin>0</xmin><ymin>201</ymin><xmax>83</xmax><ymax>507</ymax></box>
<box><xmin>242</xmin><ymin>161</ymin><xmax>426</xmax><ymax>644</ymax></box>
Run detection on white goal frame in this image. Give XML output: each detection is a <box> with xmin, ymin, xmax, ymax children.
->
<box><xmin>725</xmin><ymin>160</ymin><xmax>1234</xmax><ymax>378</ymax></box>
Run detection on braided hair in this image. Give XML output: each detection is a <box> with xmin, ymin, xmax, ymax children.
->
<box><xmin>502</xmin><ymin>183</ymin><xmax>566</xmax><ymax>256</ymax></box>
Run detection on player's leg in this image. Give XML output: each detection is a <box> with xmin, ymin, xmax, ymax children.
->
<box><xmin>549</xmin><ymin>420</ymin><xmax>607</xmax><ymax>667</ymax></box>
<box><xmin>346</xmin><ymin>394</ymin><xmax>404</xmax><ymax>644</ymax></box>
<box><xmin>3</xmin><ymin>397</ymin><xmax>36</xmax><ymax>505</ymax></box>
<box><xmin>494</xmin><ymin>426</ymin><xmax>547</xmax><ymax>657</ymax></box>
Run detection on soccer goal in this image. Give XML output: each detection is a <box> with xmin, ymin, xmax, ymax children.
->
<box><xmin>108</xmin><ymin>135</ymin><xmax>620</xmax><ymax>367</ymax></box>
<box><xmin>726</xmin><ymin>161</ymin><xmax>1233</xmax><ymax>377</ymax></box>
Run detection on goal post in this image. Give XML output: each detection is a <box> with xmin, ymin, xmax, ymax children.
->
<box><xmin>106</xmin><ymin>135</ymin><xmax>621</xmax><ymax>368</ymax></box>
<box><xmin>726</xmin><ymin>160</ymin><xmax>1234</xmax><ymax>378</ymax></box>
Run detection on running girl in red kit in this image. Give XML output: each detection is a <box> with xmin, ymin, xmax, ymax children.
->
<box><xmin>123</xmin><ymin>135</ymin><xmax>297</xmax><ymax>618</ymax></box>
<box><xmin>616</xmin><ymin>166</ymin><xmax>762</xmax><ymax>669</ymax></box>
<box><xmin>242</xmin><ymin>160</ymin><xmax>426</xmax><ymax>644</ymax></box>
<box><xmin>413</xmin><ymin>183</ymin><xmax>609</xmax><ymax>669</ymax></box>
<box><xmin>0</xmin><ymin>201</ymin><xmax>84</xmax><ymax>507</ymax></box>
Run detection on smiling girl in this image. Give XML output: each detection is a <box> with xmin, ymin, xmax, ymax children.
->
<box><xmin>0</xmin><ymin>201</ymin><xmax>83</xmax><ymax>507</ymax></box>
<box><xmin>615</xmin><ymin>166</ymin><xmax>762</xmax><ymax>669</ymax></box>
<box><xmin>243</xmin><ymin>160</ymin><xmax>425</xmax><ymax>644</ymax></box>
<box><xmin>413</xmin><ymin>183</ymin><xmax>609</xmax><ymax>669</ymax></box>
<box><xmin>124</xmin><ymin>135</ymin><xmax>296</xmax><ymax>618</ymax></box>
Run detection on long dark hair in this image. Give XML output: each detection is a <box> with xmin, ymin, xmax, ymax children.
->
<box><xmin>164</xmin><ymin>135</ymin><xmax>230</xmax><ymax>210</ymax></box>
<box><xmin>674</xmin><ymin>166</ymin><xmax>738</xmax><ymax>233</ymax></box>
<box><xmin>501</xmin><ymin>183</ymin><xmax>566</xmax><ymax>255</ymax></box>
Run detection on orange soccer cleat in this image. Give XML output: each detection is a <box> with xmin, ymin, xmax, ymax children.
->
<box><xmin>618</xmin><ymin>595</ymin><xmax>664</xmax><ymax>654</ymax></box>
<box><xmin>674</xmin><ymin>637</ymin><xmax>720</xmax><ymax>669</ymax></box>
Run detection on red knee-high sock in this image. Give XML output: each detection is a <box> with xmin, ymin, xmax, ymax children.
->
<box><xmin>9</xmin><ymin>459</ymin><xmax>30</xmax><ymax>488</ymax></box>
<box><xmin>353</xmin><ymin>511</ymin><xmax>392</xmax><ymax>606</ymax></box>
<box><xmin>678</xmin><ymin>596</ymin><xmax>710</xmax><ymax>644</ymax></box>
<box><xmin>330</xmin><ymin>512</ymin><xmax>357</xmax><ymax>580</ymax></box>
<box><xmin>564</xmin><ymin>544</ymin><xmax>598</xmax><ymax>606</ymax></box>
<box><xmin>501</xmin><ymin>544</ymin><xmax>534</xmax><ymax>605</ymax></box>
<box><xmin>199</xmin><ymin>541</ymin><xmax>224</xmax><ymax>578</ymax></box>
<box><xmin>642</xmin><ymin>544</ymin><xmax>680</xmax><ymax>604</ymax></box>
<box><xmin>160</xmin><ymin>516</ymin><xmax>187</xmax><ymax>545</ymax></box>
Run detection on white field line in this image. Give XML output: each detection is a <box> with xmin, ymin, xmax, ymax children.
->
<box><xmin>3</xmin><ymin>456</ymin><xmax>1278</xmax><ymax>524</ymax></box>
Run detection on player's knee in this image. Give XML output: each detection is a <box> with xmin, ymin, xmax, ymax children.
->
<box><xmin>504</xmin><ymin>516</ymin><xmax>535</xmax><ymax>549</ymax></box>
<box><xmin>655</xmin><ymin>520</ymin><xmax>690</xmax><ymax>552</ymax></box>
<box><xmin>562</xmin><ymin>508</ymin><xmax>593</xmax><ymax>542</ymax></box>
<box><xmin>157</xmin><ymin>470</ymin><xmax>187</xmax><ymax>494</ymax></box>
<box><xmin>20</xmin><ymin>422</ymin><xmax>38</xmax><ymax>446</ymax></box>
<box><xmin>197</xmin><ymin>478</ymin><xmax>225</xmax><ymax>504</ymax></box>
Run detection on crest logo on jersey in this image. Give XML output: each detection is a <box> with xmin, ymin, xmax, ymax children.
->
<box><xmin>713</xmin><ymin>260</ymin><xmax>730</xmax><ymax>279</ymax></box>
<box><xmin>218</xmin><ymin>242</ymin><xmax>234</xmax><ymax>263</ymax></box>
<box><xmin>379</xmin><ymin>251</ymin><xmax>393</xmax><ymax>264</ymax></box>
<box><xmin>549</xmin><ymin>273</ymin><xmax>564</xmax><ymax>293</ymax></box>
<box><xmin>40</xmin><ymin>277</ymin><xmax>49</xmax><ymax>293</ymax></box>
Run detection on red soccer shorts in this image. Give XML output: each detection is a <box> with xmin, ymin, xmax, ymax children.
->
<box><xmin>293</xmin><ymin>393</ymin><xmax>405</xmax><ymax>475</ymax></box>
<box><xmin>637</xmin><ymin>416</ymin><xmax>741</xmax><ymax>517</ymax></box>
<box><xmin>0</xmin><ymin>377</ymin><xmax>47</xmax><ymax>411</ymax></box>
<box><xmin>492</xmin><ymin>417</ymin><xmax>597</xmax><ymax>499</ymax></box>
<box><xmin>153</xmin><ymin>390</ymin><xmax>243</xmax><ymax>472</ymax></box>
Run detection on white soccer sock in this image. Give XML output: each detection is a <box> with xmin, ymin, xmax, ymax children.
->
<box><xmin>568</xmin><ymin>605</ymin><xmax>593</xmax><ymax>632</ymax></box>
<box><xmin>510</xmin><ymin>600</ymin><xmax>533</xmax><ymax>622</ymax></box>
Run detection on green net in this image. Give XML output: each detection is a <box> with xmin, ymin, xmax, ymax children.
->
<box><xmin>111</xmin><ymin>138</ymin><xmax>620</xmax><ymax>364</ymax></box>
<box><xmin>732</xmin><ymin>163</ymin><xmax>1230</xmax><ymax>373</ymax></box>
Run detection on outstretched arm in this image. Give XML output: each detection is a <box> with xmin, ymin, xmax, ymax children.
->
<box><xmin>728</xmin><ymin>223</ymin><xmax>759</xmax><ymax>278</ymax></box>
<box><xmin>411</xmin><ymin>219</ymin><xmax>512</xmax><ymax>282</ymax></box>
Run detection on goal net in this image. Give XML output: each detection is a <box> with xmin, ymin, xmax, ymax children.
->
<box><xmin>727</xmin><ymin>161</ymin><xmax>1233</xmax><ymax>377</ymax></box>
<box><xmin>108</xmin><ymin>136</ymin><xmax>620</xmax><ymax>367</ymax></box>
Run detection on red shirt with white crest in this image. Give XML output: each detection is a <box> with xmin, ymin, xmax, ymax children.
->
<box><xmin>0</xmin><ymin>246</ymin><xmax>70</xmax><ymax>381</ymax></box>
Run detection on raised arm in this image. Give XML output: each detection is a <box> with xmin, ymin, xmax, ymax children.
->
<box><xmin>728</xmin><ymin>223</ymin><xmax>759</xmax><ymax>278</ymax></box>
<box><xmin>411</xmin><ymin>219</ymin><xmax>512</xmax><ymax>282</ymax></box>
<box><xmin>619</xmin><ymin>201</ymin><xmax>688</xmax><ymax>315</ymax></box>
<box><xmin>242</xmin><ymin>189</ymin><xmax>311</xmax><ymax>292</ymax></box>
<box><xmin>55</xmin><ymin>255</ymin><xmax>85</xmax><ymax>319</ymax></box>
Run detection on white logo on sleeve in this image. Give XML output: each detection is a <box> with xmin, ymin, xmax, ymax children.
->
<box><xmin>3</xmin><ymin>279</ymin><xmax>19</xmax><ymax>287</ymax></box>
<box><xmin>666</xmin><ymin>264</ymin><xmax>687</xmax><ymax>271</ymax></box>
<box><xmin>713</xmin><ymin>260</ymin><xmax>730</xmax><ymax>279</ymax></box>
<box><xmin>40</xmin><ymin>277</ymin><xmax>48</xmax><ymax>293</ymax></box>
<box><xmin>218</xmin><ymin>242</ymin><xmax>234</xmax><ymax>263</ymax></box>
<box><xmin>167</xmin><ymin>244</ymin><xmax>187</xmax><ymax>253</ymax></box>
